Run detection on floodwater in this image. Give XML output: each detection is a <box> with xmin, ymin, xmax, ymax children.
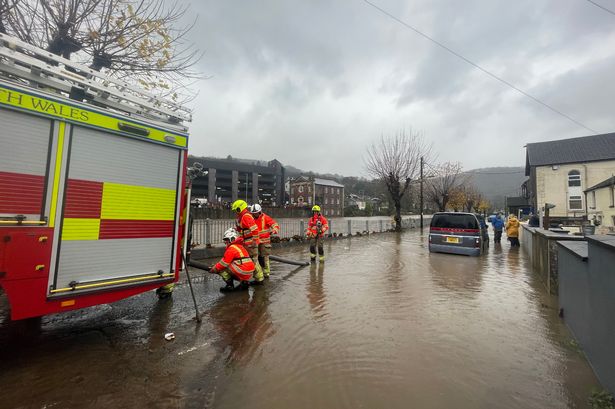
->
<box><xmin>0</xmin><ymin>230</ymin><xmax>602</xmax><ymax>408</ymax></box>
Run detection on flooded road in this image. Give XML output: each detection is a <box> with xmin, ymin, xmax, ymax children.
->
<box><xmin>0</xmin><ymin>230</ymin><xmax>601</xmax><ymax>408</ymax></box>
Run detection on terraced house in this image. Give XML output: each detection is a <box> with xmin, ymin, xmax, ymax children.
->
<box><xmin>525</xmin><ymin>132</ymin><xmax>615</xmax><ymax>224</ymax></box>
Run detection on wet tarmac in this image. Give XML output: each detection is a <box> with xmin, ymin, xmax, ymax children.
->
<box><xmin>0</xmin><ymin>230</ymin><xmax>602</xmax><ymax>408</ymax></box>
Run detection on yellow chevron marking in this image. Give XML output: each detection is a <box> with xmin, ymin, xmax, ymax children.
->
<box><xmin>101</xmin><ymin>182</ymin><xmax>175</xmax><ymax>220</ymax></box>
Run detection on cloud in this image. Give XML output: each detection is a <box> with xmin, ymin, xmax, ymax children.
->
<box><xmin>184</xmin><ymin>0</ymin><xmax>615</xmax><ymax>176</ymax></box>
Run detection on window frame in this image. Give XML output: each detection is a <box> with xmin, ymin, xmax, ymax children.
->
<box><xmin>568</xmin><ymin>194</ymin><xmax>583</xmax><ymax>210</ymax></box>
<box><xmin>568</xmin><ymin>170</ymin><xmax>581</xmax><ymax>187</ymax></box>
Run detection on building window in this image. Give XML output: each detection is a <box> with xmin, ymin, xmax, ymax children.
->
<box><xmin>325</xmin><ymin>198</ymin><xmax>328</xmax><ymax>204</ymax></box>
<box><xmin>325</xmin><ymin>187</ymin><xmax>328</xmax><ymax>193</ymax></box>
<box><xmin>569</xmin><ymin>195</ymin><xmax>583</xmax><ymax>210</ymax></box>
<box><xmin>568</xmin><ymin>170</ymin><xmax>581</xmax><ymax>187</ymax></box>
<box><xmin>337</xmin><ymin>198</ymin><xmax>340</xmax><ymax>205</ymax></box>
<box><xmin>298</xmin><ymin>196</ymin><xmax>304</xmax><ymax>204</ymax></box>
<box><xmin>308</xmin><ymin>197</ymin><xmax>312</xmax><ymax>205</ymax></box>
<box><xmin>611</xmin><ymin>187</ymin><xmax>615</xmax><ymax>207</ymax></box>
<box><xmin>299</xmin><ymin>185</ymin><xmax>303</xmax><ymax>193</ymax></box>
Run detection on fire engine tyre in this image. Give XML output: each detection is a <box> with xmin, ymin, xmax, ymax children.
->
<box><xmin>269</xmin><ymin>255</ymin><xmax>310</xmax><ymax>266</ymax></box>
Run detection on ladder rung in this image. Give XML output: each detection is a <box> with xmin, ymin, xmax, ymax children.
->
<box><xmin>0</xmin><ymin>33</ymin><xmax>192</xmax><ymax>124</ymax></box>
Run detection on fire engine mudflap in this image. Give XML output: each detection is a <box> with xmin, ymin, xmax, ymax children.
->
<box><xmin>0</xmin><ymin>33</ymin><xmax>191</xmax><ymax>320</ymax></box>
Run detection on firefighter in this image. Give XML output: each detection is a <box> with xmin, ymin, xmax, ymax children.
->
<box><xmin>209</xmin><ymin>228</ymin><xmax>254</xmax><ymax>292</ymax></box>
<box><xmin>231</xmin><ymin>199</ymin><xmax>265</xmax><ymax>285</ymax></box>
<box><xmin>307</xmin><ymin>205</ymin><xmax>329</xmax><ymax>261</ymax></box>
<box><xmin>250</xmin><ymin>203</ymin><xmax>280</xmax><ymax>278</ymax></box>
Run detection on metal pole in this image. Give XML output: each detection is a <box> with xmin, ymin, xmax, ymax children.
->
<box><xmin>181</xmin><ymin>252</ymin><xmax>201</xmax><ymax>323</ymax></box>
<box><xmin>420</xmin><ymin>156</ymin><xmax>424</xmax><ymax>229</ymax></box>
<box><xmin>347</xmin><ymin>219</ymin><xmax>352</xmax><ymax>236</ymax></box>
<box><xmin>205</xmin><ymin>219</ymin><xmax>211</xmax><ymax>246</ymax></box>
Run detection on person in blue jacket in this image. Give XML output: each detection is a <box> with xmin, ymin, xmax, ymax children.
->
<box><xmin>491</xmin><ymin>213</ymin><xmax>505</xmax><ymax>243</ymax></box>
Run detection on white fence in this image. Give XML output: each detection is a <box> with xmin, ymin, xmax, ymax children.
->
<box><xmin>191</xmin><ymin>215</ymin><xmax>430</xmax><ymax>246</ymax></box>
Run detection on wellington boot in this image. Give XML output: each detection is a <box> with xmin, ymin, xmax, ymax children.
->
<box><xmin>219</xmin><ymin>279</ymin><xmax>235</xmax><ymax>293</ymax></box>
<box><xmin>236</xmin><ymin>281</ymin><xmax>250</xmax><ymax>291</ymax></box>
<box><xmin>319</xmin><ymin>256</ymin><xmax>325</xmax><ymax>262</ymax></box>
<box><xmin>250</xmin><ymin>279</ymin><xmax>264</xmax><ymax>286</ymax></box>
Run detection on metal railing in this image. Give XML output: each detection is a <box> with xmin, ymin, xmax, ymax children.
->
<box><xmin>191</xmin><ymin>215</ymin><xmax>431</xmax><ymax>246</ymax></box>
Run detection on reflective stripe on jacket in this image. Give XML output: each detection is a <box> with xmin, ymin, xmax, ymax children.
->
<box><xmin>307</xmin><ymin>214</ymin><xmax>329</xmax><ymax>237</ymax></box>
<box><xmin>255</xmin><ymin>212</ymin><xmax>279</xmax><ymax>244</ymax></box>
<box><xmin>236</xmin><ymin>209</ymin><xmax>260</xmax><ymax>247</ymax></box>
<box><xmin>215</xmin><ymin>243</ymin><xmax>254</xmax><ymax>281</ymax></box>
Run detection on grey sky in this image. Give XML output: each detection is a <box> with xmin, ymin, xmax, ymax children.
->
<box><xmin>185</xmin><ymin>0</ymin><xmax>615</xmax><ymax>176</ymax></box>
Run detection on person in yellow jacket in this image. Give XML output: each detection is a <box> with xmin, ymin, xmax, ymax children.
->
<box><xmin>505</xmin><ymin>215</ymin><xmax>520</xmax><ymax>247</ymax></box>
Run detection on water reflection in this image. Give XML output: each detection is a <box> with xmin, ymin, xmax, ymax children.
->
<box><xmin>306</xmin><ymin>262</ymin><xmax>327</xmax><ymax>321</ymax></box>
<box><xmin>206</xmin><ymin>287</ymin><xmax>275</xmax><ymax>367</ymax></box>
<box><xmin>428</xmin><ymin>253</ymin><xmax>483</xmax><ymax>296</ymax></box>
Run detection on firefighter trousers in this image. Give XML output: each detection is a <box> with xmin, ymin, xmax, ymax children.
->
<box><xmin>309</xmin><ymin>237</ymin><xmax>324</xmax><ymax>260</ymax></box>
<box><xmin>258</xmin><ymin>243</ymin><xmax>272</xmax><ymax>276</ymax></box>
<box><xmin>248</xmin><ymin>245</ymin><xmax>264</xmax><ymax>281</ymax></box>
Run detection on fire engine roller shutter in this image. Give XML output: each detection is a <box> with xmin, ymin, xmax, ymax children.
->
<box><xmin>0</xmin><ymin>108</ymin><xmax>52</xmax><ymax>219</ymax></box>
<box><xmin>53</xmin><ymin>125</ymin><xmax>180</xmax><ymax>290</ymax></box>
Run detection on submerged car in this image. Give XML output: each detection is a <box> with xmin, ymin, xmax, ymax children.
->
<box><xmin>429</xmin><ymin>212</ymin><xmax>482</xmax><ymax>256</ymax></box>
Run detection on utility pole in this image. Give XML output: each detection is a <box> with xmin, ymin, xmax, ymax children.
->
<box><xmin>420</xmin><ymin>156</ymin><xmax>424</xmax><ymax>229</ymax></box>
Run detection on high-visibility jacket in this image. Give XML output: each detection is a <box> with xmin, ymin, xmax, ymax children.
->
<box><xmin>307</xmin><ymin>214</ymin><xmax>328</xmax><ymax>238</ymax></box>
<box><xmin>214</xmin><ymin>243</ymin><xmax>255</xmax><ymax>281</ymax></box>
<box><xmin>236</xmin><ymin>208</ymin><xmax>260</xmax><ymax>247</ymax></box>
<box><xmin>254</xmin><ymin>212</ymin><xmax>279</xmax><ymax>245</ymax></box>
<box><xmin>506</xmin><ymin>217</ymin><xmax>520</xmax><ymax>238</ymax></box>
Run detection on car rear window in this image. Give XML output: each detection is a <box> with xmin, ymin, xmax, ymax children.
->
<box><xmin>431</xmin><ymin>214</ymin><xmax>479</xmax><ymax>230</ymax></box>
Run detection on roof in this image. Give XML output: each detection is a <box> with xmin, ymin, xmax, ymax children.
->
<box><xmin>585</xmin><ymin>176</ymin><xmax>615</xmax><ymax>192</ymax></box>
<box><xmin>313</xmin><ymin>178</ymin><xmax>344</xmax><ymax>188</ymax></box>
<box><xmin>525</xmin><ymin>132</ymin><xmax>615</xmax><ymax>175</ymax></box>
<box><xmin>506</xmin><ymin>196</ymin><xmax>529</xmax><ymax>207</ymax></box>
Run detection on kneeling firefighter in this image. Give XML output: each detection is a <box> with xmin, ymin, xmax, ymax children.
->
<box><xmin>307</xmin><ymin>205</ymin><xmax>329</xmax><ymax>261</ymax></box>
<box><xmin>251</xmin><ymin>203</ymin><xmax>279</xmax><ymax>278</ymax></box>
<box><xmin>209</xmin><ymin>228</ymin><xmax>255</xmax><ymax>293</ymax></box>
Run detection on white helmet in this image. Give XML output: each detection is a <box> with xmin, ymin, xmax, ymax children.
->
<box><xmin>251</xmin><ymin>203</ymin><xmax>262</xmax><ymax>213</ymax></box>
<box><xmin>223</xmin><ymin>228</ymin><xmax>238</xmax><ymax>242</ymax></box>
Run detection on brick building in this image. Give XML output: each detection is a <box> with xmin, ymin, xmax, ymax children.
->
<box><xmin>289</xmin><ymin>176</ymin><xmax>345</xmax><ymax>217</ymax></box>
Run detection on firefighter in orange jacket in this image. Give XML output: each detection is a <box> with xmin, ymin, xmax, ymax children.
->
<box><xmin>209</xmin><ymin>228</ymin><xmax>254</xmax><ymax>292</ymax></box>
<box><xmin>307</xmin><ymin>205</ymin><xmax>328</xmax><ymax>261</ymax></box>
<box><xmin>231</xmin><ymin>199</ymin><xmax>265</xmax><ymax>285</ymax></box>
<box><xmin>250</xmin><ymin>203</ymin><xmax>279</xmax><ymax>278</ymax></box>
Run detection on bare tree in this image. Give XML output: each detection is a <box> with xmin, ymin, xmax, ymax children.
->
<box><xmin>0</xmin><ymin>0</ymin><xmax>18</xmax><ymax>34</ymax></box>
<box><xmin>365</xmin><ymin>130</ymin><xmax>431</xmax><ymax>231</ymax></box>
<box><xmin>2</xmin><ymin>0</ymin><xmax>202</xmax><ymax>100</ymax></box>
<box><xmin>425</xmin><ymin>162</ymin><xmax>467</xmax><ymax>212</ymax></box>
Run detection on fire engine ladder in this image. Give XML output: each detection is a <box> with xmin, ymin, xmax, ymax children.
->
<box><xmin>0</xmin><ymin>32</ymin><xmax>191</xmax><ymax>125</ymax></box>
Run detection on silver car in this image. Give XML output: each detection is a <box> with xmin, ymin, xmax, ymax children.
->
<box><xmin>428</xmin><ymin>212</ymin><xmax>482</xmax><ymax>256</ymax></box>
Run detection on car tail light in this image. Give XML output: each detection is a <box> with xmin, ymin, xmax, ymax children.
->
<box><xmin>475</xmin><ymin>238</ymin><xmax>480</xmax><ymax>248</ymax></box>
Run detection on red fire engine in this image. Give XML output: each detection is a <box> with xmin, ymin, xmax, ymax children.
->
<box><xmin>0</xmin><ymin>33</ymin><xmax>191</xmax><ymax>320</ymax></box>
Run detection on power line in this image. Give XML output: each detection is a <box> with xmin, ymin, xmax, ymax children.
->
<box><xmin>466</xmin><ymin>170</ymin><xmax>525</xmax><ymax>175</ymax></box>
<box><xmin>585</xmin><ymin>0</ymin><xmax>615</xmax><ymax>17</ymax></box>
<box><xmin>361</xmin><ymin>0</ymin><xmax>598</xmax><ymax>134</ymax></box>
